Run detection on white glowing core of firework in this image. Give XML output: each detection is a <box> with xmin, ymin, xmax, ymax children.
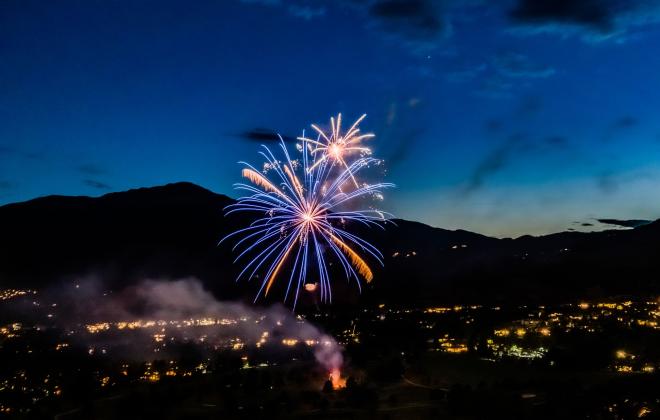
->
<box><xmin>329</xmin><ymin>143</ymin><xmax>343</xmax><ymax>159</ymax></box>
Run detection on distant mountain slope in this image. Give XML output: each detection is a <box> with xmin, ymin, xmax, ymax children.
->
<box><xmin>0</xmin><ymin>182</ymin><xmax>658</xmax><ymax>305</ymax></box>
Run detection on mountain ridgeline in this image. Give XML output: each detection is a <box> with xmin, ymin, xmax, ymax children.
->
<box><xmin>0</xmin><ymin>182</ymin><xmax>658</xmax><ymax>306</ymax></box>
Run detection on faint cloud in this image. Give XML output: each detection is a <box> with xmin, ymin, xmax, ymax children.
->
<box><xmin>424</xmin><ymin>49</ymin><xmax>554</xmax><ymax>87</ymax></box>
<box><xmin>473</xmin><ymin>75</ymin><xmax>515</xmax><ymax>99</ymax></box>
<box><xmin>515</xmin><ymin>95</ymin><xmax>543</xmax><ymax>117</ymax></box>
<box><xmin>240</xmin><ymin>0</ymin><xmax>280</xmax><ymax>6</ymax></box>
<box><xmin>83</xmin><ymin>179</ymin><xmax>112</xmax><ymax>190</ymax></box>
<box><xmin>378</xmin><ymin>97</ymin><xmax>427</xmax><ymax>167</ymax></box>
<box><xmin>0</xmin><ymin>145</ymin><xmax>16</xmax><ymax>155</ymax></box>
<box><xmin>0</xmin><ymin>144</ymin><xmax>44</xmax><ymax>160</ymax></box>
<box><xmin>492</xmin><ymin>52</ymin><xmax>556</xmax><ymax>79</ymax></box>
<box><xmin>603</xmin><ymin>115</ymin><xmax>639</xmax><ymax>141</ymax></box>
<box><xmin>238</xmin><ymin>128</ymin><xmax>297</xmax><ymax>143</ymax></box>
<box><xmin>78</xmin><ymin>164</ymin><xmax>107</xmax><ymax>175</ymax></box>
<box><xmin>613</xmin><ymin>115</ymin><xmax>638</xmax><ymax>129</ymax></box>
<box><xmin>366</xmin><ymin>0</ymin><xmax>451</xmax><ymax>53</ymax></box>
<box><xmin>460</xmin><ymin>133</ymin><xmax>527</xmax><ymax>196</ymax></box>
<box><xmin>483</xmin><ymin>119</ymin><xmax>503</xmax><ymax>133</ymax></box>
<box><xmin>386</xmin><ymin>102</ymin><xmax>397</xmax><ymax>125</ymax></box>
<box><xmin>288</xmin><ymin>4</ymin><xmax>326</xmax><ymax>20</ymax></box>
<box><xmin>510</xmin><ymin>0</ymin><xmax>616</xmax><ymax>32</ymax></box>
<box><xmin>0</xmin><ymin>180</ymin><xmax>14</xmax><ymax>198</ymax></box>
<box><xmin>595</xmin><ymin>168</ymin><xmax>656</xmax><ymax>194</ymax></box>
<box><xmin>597</xmin><ymin>218</ymin><xmax>651</xmax><ymax>228</ymax></box>
<box><xmin>469</xmin><ymin>55</ymin><xmax>554</xmax><ymax>99</ymax></box>
<box><xmin>444</xmin><ymin>62</ymin><xmax>487</xmax><ymax>83</ymax></box>
<box><xmin>23</xmin><ymin>152</ymin><xmax>44</xmax><ymax>160</ymax></box>
<box><xmin>459</xmin><ymin>125</ymin><xmax>569</xmax><ymax>198</ymax></box>
<box><xmin>239</xmin><ymin>0</ymin><xmax>325</xmax><ymax>21</ymax></box>
<box><xmin>545</xmin><ymin>136</ymin><xmax>569</xmax><ymax>148</ymax></box>
<box><xmin>508</xmin><ymin>0</ymin><xmax>660</xmax><ymax>43</ymax></box>
<box><xmin>596</xmin><ymin>171</ymin><xmax>619</xmax><ymax>194</ymax></box>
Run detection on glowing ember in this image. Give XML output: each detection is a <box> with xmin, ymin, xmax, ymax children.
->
<box><xmin>329</xmin><ymin>368</ymin><xmax>346</xmax><ymax>389</ymax></box>
<box><xmin>304</xmin><ymin>283</ymin><xmax>318</xmax><ymax>292</ymax></box>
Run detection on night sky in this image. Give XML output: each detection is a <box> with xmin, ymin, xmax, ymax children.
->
<box><xmin>2</xmin><ymin>0</ymin><xmax>660</xmax><ymax>237</ymax></box>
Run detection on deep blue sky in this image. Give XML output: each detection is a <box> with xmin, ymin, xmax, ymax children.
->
<box><xmin>2</xmin><ymin>0</ymin><xmax>660</xmax><ymax>237</ymax></box>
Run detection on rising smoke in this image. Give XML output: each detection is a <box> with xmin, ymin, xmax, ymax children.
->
<box><xmin>8</xmin><ymin>277</ymin><xmax>344</xmax><ymax>375</ymax></box>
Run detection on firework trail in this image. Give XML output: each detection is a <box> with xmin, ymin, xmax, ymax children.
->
<box><xmin>222</xmin><ymin>114</ymin><xmax>393</xmax><ymax>307</ymax></box>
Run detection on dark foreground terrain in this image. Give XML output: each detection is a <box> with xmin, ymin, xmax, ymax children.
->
<box><xmin>2</xmin><ymin>293</ymin><xmax>659</xmax><ymax>419</ymax></box>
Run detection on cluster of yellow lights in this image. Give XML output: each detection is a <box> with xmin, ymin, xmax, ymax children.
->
<box><xmin>616</xmin><ymin>349</ymin><xmax>635</xmax><ymax>360</ymax></box>
<box><xmin>494</xmin><ymin>328</ymin><xmax>510</xmax><ymax>337</ymax></box>
<box><xmin>0</xmin><ymin>289</ymin><xmax>34</xmax><ymax>301</ymax></box>
<box><xmin>55</xmin><ymin>343</ymin><xmax>69</xmax><ymax>351</ymax></box>
<box><xmin>440</xmin><ymin>343</ymin><xmax>468</xmax><ymax>353</ymax></box>
<box><xmin>86</xmin><ymin>323</ymin><xmax>110</xmax><ymax>334</ymax></box>
<box><xmin>425</xmin><ymin>307</ymin><xmax>452</xmax><ymax>314</ymax></box>
<box><xmin>256</xmin><ymin>331</ymin><xmax>269</xmax><ymax>348</ymax></box>
<box><xmin>615</xmin><ymin>365</ymin><xmax>633</xmax><ymax>373</ymax></box>
<box><xmin>538</xmin><ymin>327</ymin><xmax>551</xmax><ymax>336</ymax></box>
<box><xmin>437</xmin><ymin>336</ymin><xmax>469</xmax><ymax>353</ymax></box>
<box><xmin>0</xmin><ymin>323</ymin><xmax>21</xmax><ymax>338</ymax></box>
<box><xmin>86</xmin><ymin>317</ymin><xmax>242</xmax><ymax>333</ymax></box>
<box><xmin>596</xmin><ymin>301</ymin><xmax>632</xmax><ymax>310</ymax></box>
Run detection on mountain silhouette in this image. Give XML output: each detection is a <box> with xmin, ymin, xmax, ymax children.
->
<box><xmin>0</xmin><ymin>182</ymin><xmax>658</xmax><ymax>306</ymax></box>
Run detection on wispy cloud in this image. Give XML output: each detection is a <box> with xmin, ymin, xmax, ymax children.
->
<box><xmin>492</xmin><ymin>52</ymin><xmax>556</xmax><ymax>79</ymax></box>
<box><xmin>288</xmin><ymin>4</ymin><xmax>325</xmax><ymax>20</ymax></box>
<box><xmin>365</xmin><ymin>0</ymin><xmax>451</xmax><ymax>53</ymax></box>
<box><xmin>238</xmin><ymin>128</ymin><xmax>297</xmax><ymax>143</ymax></box>
<box><xmin>460</xmin><ymin>133</ymin><xmax>527</xmax><ymax>196</ymax></box>
<box><xmin>508</xmin><ymin>0</ymin><xmax>660</xmax><ymax>42</ymax></box>
<box><xmin>78</xmin><ymin>164</ymin><xmax>107</xmax><ymax>175</ymax></box>
<box><xmin>597</xmin><ymin>218</ymin><xmax>651</xmax><ymax>228</ymax></box>
<box><xmin>83</xmin><ymin>179</ymin><xmax>112</xmax><ymax>190</ymax></box>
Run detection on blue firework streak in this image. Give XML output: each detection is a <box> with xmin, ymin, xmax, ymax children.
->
<box><xmin>222</xmin><ymin>114</ymin><xmax>394</xmax><ymax>307</ymax></box>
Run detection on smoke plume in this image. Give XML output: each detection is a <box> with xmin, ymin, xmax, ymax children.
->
<box><xmin>8</xmin><ymin>277</ymin><xmax>343</xmax><ymax>374</ymax></box>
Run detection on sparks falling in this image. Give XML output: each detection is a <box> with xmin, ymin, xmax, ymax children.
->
<box><xmin>222</xmin><ymin>114</ymin><xmax>393</xmax><ymax>307</ymax></box>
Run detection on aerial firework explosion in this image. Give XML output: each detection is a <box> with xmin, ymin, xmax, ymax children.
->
<box><xmin>298</xmin><ymin>114</ymin><xmax>374</xmax><ymax>186</ymax></box>
<box><xmin>222</xmin><ymin>114</ymin><xmax>393</xmax><ymax>307</ymax></box>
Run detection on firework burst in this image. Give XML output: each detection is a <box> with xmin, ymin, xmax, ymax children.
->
<box><xmin>222</xmin><ymin>115</ymin><xmax>393</xmax><ymax>307</ymax></box>
<box><xmin>298</xmin><ymin>113</ymin><xmax>374</xmax><ymax>186</ymax></box>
